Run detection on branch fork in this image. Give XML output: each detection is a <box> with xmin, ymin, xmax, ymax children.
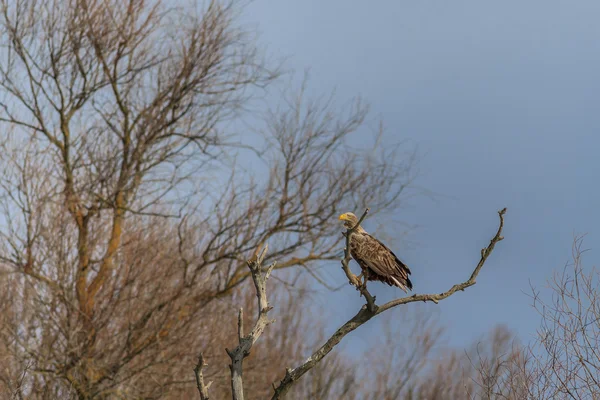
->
<box><xmin>227</xmin><ymin>245</ymin><xmax>276</xmax><ymax>400</ymax></box>
<box><xmin>195</xmin><ymin>244</ymin><xmax>276</xmax><ymax>400</ymax></box>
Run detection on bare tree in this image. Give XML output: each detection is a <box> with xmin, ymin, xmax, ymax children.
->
<box><xmin>469</xmin><ymin>235</ymin><xmax>600</xmax><ymax>400</ymax></box>
<box><xmin>332</xmin><ymin>317</ymin><xmax>527</xmax><ymax>400</ymax></box>
<box><xmin>270</xmin><ymin>208</ymin><xmax>506</xmax><ymax>399</ymax></box>
<box><xmin>465</xmin><ymin>325</ymin><xmax>531</xmax><ymax>400</ymax></box>
<box><xmin>204</xmin><ymin>288</ymin><xmax>527</xmax><ymax>400</ymax></box>
<box><xmin>188</xmin><ymin>272</ymin><xmax>359</xmax><ymax>400</ymax></box>
<box><xmin>360</xmin><ymin>308</ymin><xmax>445</xmax><ymax>400</ymax></box>
<box><xmin>522</xmin><ymin>235</ymin><xmax>600</xmax><ymax>400</ymax></box>
<box><xmin>197</xmin><ymin>208</ymin><xmax>507</xmax><ymax>399</ymax></box>
<box><xmin>0</xmin><ymin>1</ymin><xmax>414</xmax><ymax>398</ymax></box>
<box><xmin>527</xmin><ymin>235</ymin><xmax>600</xmax><ymax>399</ymax></box>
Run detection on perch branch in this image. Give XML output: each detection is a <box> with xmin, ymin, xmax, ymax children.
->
<box><xmin>271</xmin><ymin>207</ymin><xmax>507</xmax><ymax>399</ymax></box>
<box><xmin>224</xmin><ymin>244</ymin><xmax>276</xmax><ymax>400</ymax></box>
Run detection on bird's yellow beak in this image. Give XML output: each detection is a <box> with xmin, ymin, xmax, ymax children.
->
<box><xmin>338</xmin><ymin>213</ymin><xmax>349</xmax><ymax>221</ymax></box>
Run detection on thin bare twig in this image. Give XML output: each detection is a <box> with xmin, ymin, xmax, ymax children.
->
<box><xmin>271</xmin><ymin>208</ymin><xmax>507</xmax><ymax>399</ymax></box>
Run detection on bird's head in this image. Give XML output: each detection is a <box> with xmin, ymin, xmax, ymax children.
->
<box><xmin>338</xmin><ymin>212</ymin><xmax>360</xmax><ymax>229</ymax></box>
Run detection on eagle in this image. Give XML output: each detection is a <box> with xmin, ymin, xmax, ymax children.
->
<box><xmin>339</xmin><ymin>212</ymin><xmax>413</xmax><ymax>293</ymax></box>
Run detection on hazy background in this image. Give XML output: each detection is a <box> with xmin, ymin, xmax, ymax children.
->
<box><xmin>240</xmin><ymin>0</ymin><xmax>600</xmax><ymax>352</ymax></box>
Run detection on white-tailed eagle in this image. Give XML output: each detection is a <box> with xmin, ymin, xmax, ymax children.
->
<box><xmin>339</xmin><ymin>212</ymin><xmax>413</xmax><ymax>293</ymax></box>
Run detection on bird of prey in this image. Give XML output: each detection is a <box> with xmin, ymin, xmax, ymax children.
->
<box><xmin>339</xmin><ymin>212</ymin><xmax>413</xmax><ymax>293</ymax></box>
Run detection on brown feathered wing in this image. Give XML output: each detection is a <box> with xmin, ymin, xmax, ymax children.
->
<box><xmin>350</xmin><ymin>232</ymin><xmax>413</xmax><ymax>292</ymax></box>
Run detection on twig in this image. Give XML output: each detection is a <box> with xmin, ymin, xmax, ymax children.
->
<box><xmin>271</xmin><ymin>208</ymin><xmax>507</xmax><ymax>399</ymax></box>
<box><xmin>225</xmin><ymin>244</ymin><xmax>276</xmax><ymax>400</ymax></box>
<box><xmin>238</xmin><ymin>308</ymin><xmax>244</xmax><ymax>339</ymax></box>
<box><xmin>340</xmin><ymin>207</ymin><xmax>377</xmax><ymax>312</ymax></box>
<box><xmin>194</xmin><ymin>353</ymin><xmax>212</xmax><ymax>400</ymax></box>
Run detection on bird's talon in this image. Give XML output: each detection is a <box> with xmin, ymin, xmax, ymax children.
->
<box><xmin>349</xmin><ymin>274</ymin><xmax>361</xmax><ymax>287</ymax></box>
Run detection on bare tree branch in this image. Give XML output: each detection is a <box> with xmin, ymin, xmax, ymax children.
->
<box><xmin>224</xmin><ymin>244</ymin><xmax>276</xmax><ymax>400</ymax></box>
<box><xmin>472</xmin><ymin>234</ymin><xmax>600</xmax><ymax>400</ymax></box>
<box><xmin>271</xmin><ymin>207</ymin><xmax>507</xmax><ymax>399</ymax></box>
<box><xmin>194</xmin><ymin>353</ymin><xmax>212</xmax><ymax>400</ymax></box>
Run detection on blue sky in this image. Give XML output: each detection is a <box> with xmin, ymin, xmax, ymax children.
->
<box><xmin>239</xmin><ymin>0</ymin><xmax>600</xmax><ymax>352</ymax></box>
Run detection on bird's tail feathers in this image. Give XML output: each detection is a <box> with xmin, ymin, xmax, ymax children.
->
<box><xmin>391</xmin><ymin>276</ymin><xmax>410</xmax><ymax>293</ymax></box>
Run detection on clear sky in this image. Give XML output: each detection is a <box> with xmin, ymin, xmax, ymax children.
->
<box><xmin>239</xmin><ymin>0</ymin><xmax>600</xmax><ymax>352</ymax></box>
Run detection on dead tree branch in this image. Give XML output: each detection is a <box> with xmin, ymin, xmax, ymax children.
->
<box><xmin>194</xmin><ymin>353</ymin><xmax>212</xmax><ymax>400</ymax></box>
<box><xmin>271</xmin><ymin>207</ymin><xmax>507</xmax><ymax>399</ymax></box>
<box><xmin>224</xmin><ymin>245</ymin><xmax>276</xmax><ymax>400</ymax></box>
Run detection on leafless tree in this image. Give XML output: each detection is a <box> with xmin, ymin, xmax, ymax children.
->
<box><xmin>465</xmin><ymin>325</ymin><xmax>531</xmax><ymax>400</ymax></box>
<box><xmin>0</xmin><ymin>0</ymin><xmax>415</xmax><ymax>398</ymax></box>
<box><xmin>197</xmin><ymin>208</ymin><xmax>507</xmax><ymax>399</ymax></box>
<box><xmin>343</xmin><ymin>318</ymin><xmax>527</xmax><ymax>400</ymax></box>
<box><xmin>270</xmin><ymin>208</ymin><xmax>506</xmax><ymax>399</ymax></box>
<box><xmin>361</xmin><ymin>308</ymin><xmax>445</xmax><ymax>400</ymax></box>
<box><xmin>524</xmin><ymin>235</ymin><xmax>600</xmax><ymax>400</ymax></box>
<box><xmin>191</xmin><ymin>251</ymin><xmax>359</xmax><ymax>400</ymax></box>
<box><xmin>469</xmin><ymin>235</ymin><xmax>600</xmax><ymax>400</ymax></box>
<box><xmin>527</xmin><ymin>235</ymin><xmax>600</xmax><ymax>399</ymax></box>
